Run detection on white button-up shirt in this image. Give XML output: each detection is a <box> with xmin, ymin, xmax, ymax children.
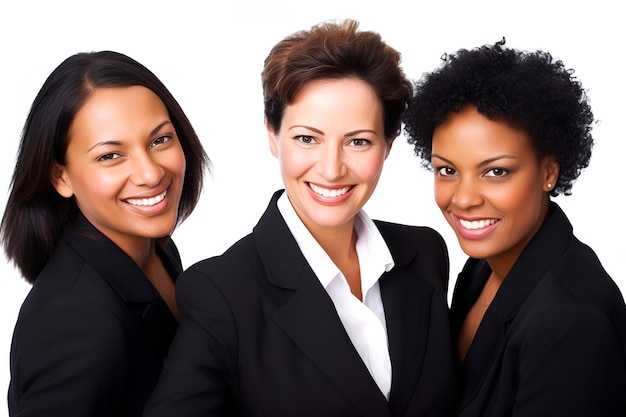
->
<box><xmin>277</xmin><ymin>193</ymin><xmax>394</xmax><ymax>399</ymax></box>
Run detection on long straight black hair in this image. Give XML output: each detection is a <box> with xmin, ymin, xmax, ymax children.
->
<box><xmin>1</xmin><ymin>51</ymin><xmax>209</xmax><ymax>283</ymax></box>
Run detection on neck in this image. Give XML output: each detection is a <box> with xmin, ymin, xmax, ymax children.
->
<box><xmin>308</xmin><ymin>219</ymin><xmax>357</xmax><ymax>260</ymax></box>
<box><xmin>117</xmin><ymin>237</ymin><xmax>158</xmax><ymax>273</ymax></box>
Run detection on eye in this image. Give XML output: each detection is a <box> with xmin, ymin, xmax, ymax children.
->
<box><xmin>436</xmin><ymin>166</ymin><xmax>457</xmax><ymax>177</ymax></box>
<box><xmin>151</xmin><ymin>135</ymin><xmax>172</xmax><ymax>147</ymax></box>
<box><xmin>349</xmin><ymin>138</ymin><xmax>371</xmax><ymax>148</ymax></box>
<box><xmin>484</xmin><ymin>167</ymin><xmax>509</xmax><ymax>177</ymax></box>
<box><xmin>96</xmin><ymin>153</ymin><xmax>121</xmax><ymax>162</ymax></box>
<box><xmin>294</xmin><ymin>135</ymin><xmax>316</xmax><ymax>144</ymax></box>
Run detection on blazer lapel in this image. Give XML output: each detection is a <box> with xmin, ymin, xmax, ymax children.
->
<box><xmin>63</xmin><ymin>214</ymin><xmax>179</xmax><ymax>357</ymax></box>
<box><xmin>254</xmin><ymin>191</ymin><xmax>391</xmax><ymax>417</ymax></box>
<box><xmin>377</xmin><ymin>224</ymin><xmax>435</xmax><ymax>414</ymax></box>
<box><xmin>455</xmin><ymin>203</ymin><xmax>574</xmax><ymax>409</ymax></box>
<box><xmin>456</xmin><ymin>262</ymin><xmax>507</xmax><ymax>406</ymax></box>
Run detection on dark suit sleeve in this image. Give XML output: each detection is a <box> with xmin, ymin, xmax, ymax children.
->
<box><xmin>11</xmin><ymin>298</ymin><xmax>129</xmax><ymax>416</ymax></box>
<box><xmin>144</xmin><ymin>265</ymin><xmax>237</xmax><ymax>417</ymax></box>
<box><xmin>514</xmin><ymin>302</ymin><xmax>626</xmax><ymax>416</ymax></box>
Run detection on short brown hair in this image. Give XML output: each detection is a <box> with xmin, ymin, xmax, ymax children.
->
<box><xmin>262</xmin><ymin>19</ymin><xmax>412</xmax><ymax>141</ymax></box>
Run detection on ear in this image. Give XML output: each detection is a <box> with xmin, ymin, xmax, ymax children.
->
<box><xmin>542</xmin><ymin>156</ymin><xmax>560</xmax><ymax>192</ymax></box>
<box><xmin>50</xmin><ymin>162</ymin><xmax>74</xmax><ymax>198</ymax></box>
<box><xmin>265</xmin><ymin>117</ymin><xmax>279</xmax><ymax>158</ymax></box>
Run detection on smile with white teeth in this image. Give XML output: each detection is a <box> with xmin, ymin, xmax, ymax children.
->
<box><xmin>459</xmin><ymin>218</ymin><xmax>498</xmax><ymax>230</ymax></box>
<box><xmin>309</xmin><ymin>183</ymin><xmax>351</xmax><ymax>198</ymax></box>
<box><xmin>126</xmin><ymin>190</ymin><xmax>167</xmax><ymax>207</ymax></box>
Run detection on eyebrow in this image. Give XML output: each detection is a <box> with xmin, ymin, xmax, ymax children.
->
<box><xmin>87</xmin><ymin>120</ymin><xmax>173</xmax><ymax>152</ymax></box>
<box><xmin>289</xmin><ymin>125</ymin><xmax>378</xmax><ymax>137</ymax></box>
<box><xmin>431</xmin><ymin>153</ymin><xmax>517</xmax><ymax>167</ymax></box>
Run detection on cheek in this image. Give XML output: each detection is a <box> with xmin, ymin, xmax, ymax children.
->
<box><xmin>353</xmin><ymin>152</ymin><xmax>387</xmax><ymax>182</ymax></box>
<box><xmin>278</xmin><ymin>146</ymin><xmax>309</xmax><ymax>178</ymax></box>
<box><xmin>434</xmin><ymin>181</ymin><xmax>453</xmax><ymax>210</ymax></box>
<box><xmin>68</xmin><ymin>164</ymin><xmax>119</xmax><ymax>197</ymax></box>
<box><xmin>171</xmin><ymin>147</ymin><xmax>187</xmax><ymax>177</ymax></box>
<box><xmin>84</xmin><ymin>174</ymin><xmax>122</xmax><ymax>199</ymax></box>
<box><xmin>71</xmin><ymin>177</ymin><xmax>118</xmax><ymax>210</ymax></box>
<box><xmin>358</xmin><ymin>160</ymin><xmax>384</xmax><ymax>182</ymax></box>
<box><xmin>491</xmin><ymin>179</ymin><xmax>539</xmax><ymax>212</ymax></box>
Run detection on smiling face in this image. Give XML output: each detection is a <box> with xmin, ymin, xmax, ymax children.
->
<box><xmin>267</xmin><ymin>77</ymin><xmax>391</xmax><ymax>237</ymax></box>
<box><xmin>52</xmin><ymin>85</ymin><xmax>186</xmax><ymax>256</ymax></box>
<box><xmin>431</xmin><ymin>105</ymin><xmax>558</xmax><ymax>274</ymax></box>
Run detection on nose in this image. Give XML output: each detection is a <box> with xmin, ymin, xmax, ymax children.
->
<box><xmin>317</xmin><ymin>143</ymin><xmax>347</xmax><ymax>180</ymax></box>
<box><xmin>130</xmin><ymin>153</ymin><xmax>164</xmax><ymax>186</ymax></box>
<box><xmin>450</xmin><ymin>177</ymin><xmax>483</xmax><ymax>209</ymax></box>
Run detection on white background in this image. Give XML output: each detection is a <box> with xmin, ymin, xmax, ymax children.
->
<box><xmin>0</xmin><ymin>1</ymin><xmax>623</xmax><ymax>413</ymax></box>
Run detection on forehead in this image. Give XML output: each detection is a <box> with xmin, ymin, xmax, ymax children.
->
<box><xmin>432</xmin><ymin>106</ymin><xmax>535</xmax><ymax>160</ymax></box>
<box><xmin>69</xmin><ymin>86</ymin><xmax>169</xmax><ymax>142</ymax></box>
<box><xmin>284</xmin><ymin>78</ymin><xmax>383</xmax><ymax>124</ymax></box>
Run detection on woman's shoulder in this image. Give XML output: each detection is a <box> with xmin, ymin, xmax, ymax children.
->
<box><xmin>374</xmin><ymin>220</ymin><xmax>447</xmax><ymax>251</ymax></box>
<box><xmin>12</xmin><ymin>262</ymin><xmax>130</xmax><ymax>363</ymax></box>
<box><xmin>551</xmin><ymin>239</ymin><xmax>626</xmax><ymax>321</ymax></box>
<box><xmin>23</xmin><ymin>238</ymin><xmax>135</xmax><ymax>325</ymax></box>
<box><xmin>179</xmin><ymin>233</ymin><xmax>258</xmax><ymax>288</ymax></box>
<box><xmin>374</xmin><ymin>219</ymin><xmax>442</xmax><ymax>235</ymax></box>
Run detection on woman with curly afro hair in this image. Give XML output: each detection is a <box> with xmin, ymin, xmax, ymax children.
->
<box><xmin>404</xmin><ymin>39</ymin><xmax>626</xmax><ymax>416</ymax></box>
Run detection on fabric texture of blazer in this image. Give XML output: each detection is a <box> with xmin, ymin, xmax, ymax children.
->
<box><xmin>451</xmin><ymin>203</ymin><xmax>626</xmax><ymax>416</ymax></box>
<box><xmin>145</xmin><ymin>190</ymin><xmax>459</xmax><ymax>417</ymax></box>
<box><xmin>8</xmin><ymin>213</ymin><xmax>181</xmax><ymax>417</ymax></box>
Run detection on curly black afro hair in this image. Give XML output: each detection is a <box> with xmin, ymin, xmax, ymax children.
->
<box><xmin>403</xmin><ymin>38</ymin><xmax>594</xmax><ymax>196</ymax></box>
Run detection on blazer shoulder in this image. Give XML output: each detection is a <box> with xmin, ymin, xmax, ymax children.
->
<box><xmin>374</xmin><ymin>220</ymin><xmax>445</xmax><ymax>243</ymax></box>
<box><xmin>179</xmin><ymin>233</ymin><xmax>261</xmax><ymax>290</ymax></box>
<box><xmin>22</xmin><ymin>239</ymin><xmax>140</xmax><ymax>328</ymax></box>
<box><xmin>533</xmin><ymin>236</ymin><xmax>624</xmax><ymax>310</ymax></box>
<box><xmin>188</xmin><ymin>232</ymin><xmax>257</xmax><ymax>272</ymax></box>
<box><xmin>374</xmin><ymin>220</ymin><xmax>448</xmax><ymax>259</ymax></box>
<box><xmin>374</xmin><ymin>220</ymin><xmax>449</xmax><ymax>292</ymax></box>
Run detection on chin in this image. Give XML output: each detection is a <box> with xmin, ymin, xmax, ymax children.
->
<box><xmin>456</xmin><ymin>240</ymin><xmax>496</xmax><ymax>260</ymax></box>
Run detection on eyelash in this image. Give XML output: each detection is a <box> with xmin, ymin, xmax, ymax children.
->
<box><xmin>484</xmin><ymin>167</ymin><xmax>509</xmax><ymax>177</ymax></box>
<box><xmin>350</xmin><ymin>138</ymin><xmax>371</xmax><ymax>147</ymax></box>
<box><xmin>96</xmin><ymin>135</ymin><xmax>172</xmax><ymax>162</ymax></box>
<box><xmin>434</xmin><ymin>166</ymin><xmax>510</xmax><ymax>178</ymax></box>
<box><xmin>435</xmin><ymin>166</ymin><xmax>456</xmax><ymax>176</ymax></box>
<box><xmin>293</xmin><ymin>136</ymin><xmax>372</xmax><ymax>147</ymax></box>
<box><xmin>295</xmin><ymin>135</ymin><xmax>315</xmax><ymax>144</ymax></box>
<box><xmin>97</xmin><ymin>153</ymin><xmax>120</xmax><ymax>162</ymax></box>
<box><xmin>151</xmin><ymin>135</ymin><xmax>172</xmax><ymax>147</ymax></box>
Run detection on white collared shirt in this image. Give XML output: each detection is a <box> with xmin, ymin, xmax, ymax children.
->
<box><xmin>277</xmin><ymin>192</ymin><xmax>394</xmax><ymax>399</ymax></box>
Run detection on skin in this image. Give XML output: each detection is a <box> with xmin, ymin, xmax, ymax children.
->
<box><xmin>430</xmin><ymin>105</ymin><xmax>558</xmax><ymax>359</ymax></box>
<box><xmin>266</xmin><ymin>77</ymin><xmax>392</xmax><ymax>299</ymax></box>
<box><xmin>51</xmin><ymin>85</ymin><xmax>186</xmax><ymax>314</ymax></box>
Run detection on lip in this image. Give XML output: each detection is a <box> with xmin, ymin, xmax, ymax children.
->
<box><xmin>307</xmin><ymin>182</ymin><xmax>354</xmax><ymax>205</ymax></box>
<box><xmin>123</xmin><ymin>184</ymin><xmax>171</xmax><ymax>215</ymax></box>
<box><xmin>452</xmin><ymin>213</ymin><xmax>500</xmax><ymax>240</ymax></box>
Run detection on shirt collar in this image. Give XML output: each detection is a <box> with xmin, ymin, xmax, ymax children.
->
<box><xmin>277</xmin><ymin>191</ymin><xmax>394</xmax><ymax>294</ymax></box>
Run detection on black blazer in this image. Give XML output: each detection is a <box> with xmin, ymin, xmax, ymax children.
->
<box><xmin>145</xmin><ymin>190</ymin><xmax>458</xmax><ymax>416</ymax></box>
<box><xmin>451</xmin><ymin>203</ymin><xmax>626</xmax><ymax>416</ymax></box>
<box><xmin>8</xmin><ymin>214</ymin><xmax>181</xmax><ymax>416</ymax></box>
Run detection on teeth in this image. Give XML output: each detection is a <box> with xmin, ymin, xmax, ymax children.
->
<box><xmin>126</xmin><ymin>190</ymin><xmax>167</xmax><ymax>207</ymax></box>
<box><xmin>459</xmin><ymin>218</ymin><xmax>497</xmax><ymax>230</ymax></box>
<box><xmin>309</xmin><ymin>184</ymin><xmax>351</xmax><ymax>198</ymax></box>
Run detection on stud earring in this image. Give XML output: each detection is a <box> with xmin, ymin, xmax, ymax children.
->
<box><xmin>547</xmin><ymin>183</ymin><xmax>552</xmax><ymax>189</ymax></box>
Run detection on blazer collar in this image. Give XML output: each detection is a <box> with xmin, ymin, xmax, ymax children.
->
<box><xmin>62</xmin><ymin>213</ymin><xmax>181</xmax><ymax>355</ymax></box>
<box><xmin>455</xmin><ymin>202</ymin><xmax>573</xmax><ymax>401</ymax></box>
<box><xmin>253</xmin><ymin>190</ymin><xmax>428</xmax><ymax>415</ymax></box>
